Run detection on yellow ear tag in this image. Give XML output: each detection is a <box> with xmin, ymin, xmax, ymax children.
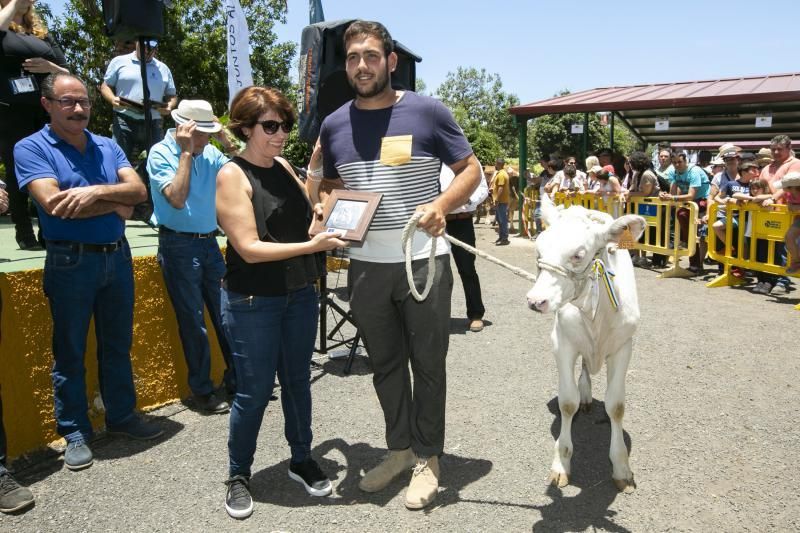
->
<box><xmin>618</xmin><ymin>227</ymin><xmax>635</xmax><ymax>249</ymax></box>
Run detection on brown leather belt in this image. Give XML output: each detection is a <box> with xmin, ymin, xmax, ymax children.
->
<box><xmin>445</xmin><ymin>212</ymin><xmax>474</xmax><ymax>221</ymax></box>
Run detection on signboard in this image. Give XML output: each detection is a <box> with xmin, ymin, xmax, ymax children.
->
<box><xmin>655</xmin><ymin>116</ymin><xmax>669</xmax><ymax>131</ymax></box>
<box><xmin>755</xmin><ymin>112</ymin><xmax>773</xmax><ymax>128</ymax></box>
<box><xmin>570</xmin><ymin>123</ymin><xmax>584</xmax><ymax>134</ymax></box>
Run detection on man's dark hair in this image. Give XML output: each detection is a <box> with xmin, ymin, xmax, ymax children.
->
<box><xmin>344</xmin><ymin>20</ymin><xmax>394</xmax><ymax>56</ymax></box>
<box><xmin>672</xmin><ymin>152</ymin><xmax>688</xmax><ymax>162</ymax></box>
<box><xmin>770</xmin><ymin>134</ymin><xmax>792</xmax><ymax>148</ymax></box>
<box><xmin>697</xmin><ymin>150</ymin><xmax>712</xmax><ymax>165</ymax></box>
<box><xmin>546</xmin><ymin>159</ymin><xmax>560</xmax><ymax>170</ymax></box>
<box><xmin>40</xmin><ymin>73</ymin><xmax>86</xmax><ymax>99</ymax></box>
<box><xmin>597</xmin><ymin>148</ymin><xmax>613</xmax><ymax>157</ymax></box>
<box><xmin>628</xmin><ymin>151</ymin><xmax>652</xmax><ymax>172</ymax></box>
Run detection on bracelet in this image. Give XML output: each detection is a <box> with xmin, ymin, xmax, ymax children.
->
<box><xmin>307</xmin><ymin>166</ymin><xmax>323</xmax><ymax>178</ymax></box>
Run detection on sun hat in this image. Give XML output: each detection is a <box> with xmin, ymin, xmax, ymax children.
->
<box><xmin>588</xmin><ymin>165</ymin><xmax>603</xmax><ymax>174</ymax></box>
<box><xmin>756</xmin><ymin>147</ymin><xmax>773</xmax><ymax>164</ymax></box>
<box><xmin>171</xmin><ymin>100</ymin><xmax>222</xmax><ymax>133</ymax></box>
<box><xmin>720</xmin><ymin>150</ymin><xmax>739</xmax><ymax>160</ymax></box>
<box><xmin>710</xmin><ymin>156</ymin><xmax>724</xmax><ymax>165</ymax></box>
<box><xmin>717</xmin><ymin>143</ymin><xmax>741</xmax><ymax>157</ymax></box>
<box><xmin>781</xmin><ymin>171</ymin><xmax>800</xmax><ymax>188</ymax></box>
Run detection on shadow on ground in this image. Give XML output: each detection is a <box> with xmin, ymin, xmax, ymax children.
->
<box><xmin>526</xmin><ymin>397</ymin><xmax>633</xmax><ymax>533</ymax></box>
<box><xmin>249</xmin><ymin>438</ymin><xmax>492</xmax><ymax>511</ymax></box>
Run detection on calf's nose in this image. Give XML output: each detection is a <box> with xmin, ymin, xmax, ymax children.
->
<box><xmin>527</xmin><ymin>298</ymin><xmax>548</xmax><ymax>313</ymax></box>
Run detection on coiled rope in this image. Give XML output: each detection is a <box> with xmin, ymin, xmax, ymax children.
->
<box><xmin>401</xmin><ymin>211</ymin><xmax>537</xmax><ymax>301</ymax></box>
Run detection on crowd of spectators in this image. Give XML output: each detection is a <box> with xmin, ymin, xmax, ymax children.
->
<box><xmin>489</xmin><ymin>134</ymin><xmax>799</xmax><ymax>294</ymax></box>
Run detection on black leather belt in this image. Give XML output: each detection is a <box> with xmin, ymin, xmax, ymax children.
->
<box><xmin>446</xmin><ymin>212</ymin><xmax>474</xmax><ymax>221</ymax></box>
<box><xmin>159</xmin><ymin>226</ymin><xmax>218</xmax><ymax>239</ymax></box>
<box><xmin>47</xmin><ymin>239</ymin><xmax>126</xmax><ymax>253</ymax></box>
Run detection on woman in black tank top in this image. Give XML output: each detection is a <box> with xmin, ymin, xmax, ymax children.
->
<box><xmin>215</xmin><ymin>86</ymin><xmax>346</xmax><ymax>519</ymax></box>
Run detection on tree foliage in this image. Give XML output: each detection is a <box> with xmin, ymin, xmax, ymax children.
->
<box><xmin>42</xmin><ymin>0</ymin><xmax>295</xmax><ymax>143</ymax></box>
<box><xmin>527</xmin><ymin>91</ymin><xmax>638</xmax><ymax>165</ymax></box>
<box><xmin>435</xmin><ymin>67</ymin><xmax>520</xmax><ymax>163</ymax></box>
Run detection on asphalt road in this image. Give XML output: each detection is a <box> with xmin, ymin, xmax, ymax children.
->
<box><xmin>3</xmin><ymin>220</ymin><xmax>798</xmax><ymax>532</ymax></box>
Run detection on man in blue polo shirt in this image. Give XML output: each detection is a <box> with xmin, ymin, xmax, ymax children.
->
<box><xmin>659</xmin><ymin>151</ymin><xmax>711</xmax><ymax>273</ymax></box>
<box><xmin>147</xmin><ymin>99</ymin><xmax>237</xmax><ymax>414</ymax></box>
<box><xmin>100</xmin><ymin>40</ymin><xmax>177</xmax><ymax>163</ymax></box>
<box><xmin>13</xmin><ymin>73</ymin><xmax>162</xmax><ymax>472</ymax></box>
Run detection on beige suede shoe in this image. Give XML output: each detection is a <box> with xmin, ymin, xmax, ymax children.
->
<box><xmin>404</xmin><ymin>455</ymin><xmax>440</xmax><ymax>509</ymax></box>
<box><xmin>358</xmin><ymin>448</ymin><xmax>416</xmax><ymax>493</ymax></box>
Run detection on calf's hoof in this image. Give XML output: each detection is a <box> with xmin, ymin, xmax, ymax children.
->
<box><xmin>613</xmin><ymin>476</ymin><xmax>636</xmax><ymax>494</ymax></box>
<box><xmin>547</xmin><ymin>470</ymin><xmax>569</xmax><ymax>488</ymax></box>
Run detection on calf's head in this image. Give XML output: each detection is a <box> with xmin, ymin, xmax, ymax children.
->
<box><xmin>526</xmin><ymin>195</ymin><xmax>645</xmax><ymax>313</ymax></box>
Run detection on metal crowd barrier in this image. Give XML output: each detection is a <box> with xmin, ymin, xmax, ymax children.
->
<box><xmin>705</xmin><ymin>202</ymin><xmax>799</xmax><ymax>310</ymax></box>
<box><xmin>549</xmin><ymin>193</ymin><xmax>699</xmax><ymax>279</ymax></box>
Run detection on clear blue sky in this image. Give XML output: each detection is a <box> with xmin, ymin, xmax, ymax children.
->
<box><xmin>48</xmin><ymin>0</ymin><xmax>793</xmax><ymax>105</ymax></box>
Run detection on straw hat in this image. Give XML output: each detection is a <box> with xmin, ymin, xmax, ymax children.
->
<box><xmin>756</xmin><ymin>147</ymin><xmax>773</xmax><ymax>165</ymax></box>
<box><xmin>171</xmin><ymin>100</ymin><xmax>222</xmax><ymax>133</ymax></box>
<box><xmin>781</xmin><ymin>171</ymin><xmax>800</xmax><ymax>188</ymax></box>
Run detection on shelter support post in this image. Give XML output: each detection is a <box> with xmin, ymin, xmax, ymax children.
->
<box><xmin>517</xmin><ymin>117</ymin><xmax>528</xmax><ymax>233</ymax></box>
<box><xmin>610</xmin><ymin>111</ymin><xmax>615</xmax><ymax>151</ymax></box>
<box><xmin>582</xmin><ymin>113</ymin><xmax>589</xmax><ymax>163</ymax></box>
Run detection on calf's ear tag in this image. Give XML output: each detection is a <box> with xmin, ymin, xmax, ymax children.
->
<box><xmin>618</xmin><ymin>227</ymin><xmax>635</xmax><ymax>249</ymax></box>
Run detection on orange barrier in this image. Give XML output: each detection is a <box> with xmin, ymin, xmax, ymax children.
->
<box><xmin>705</xmin><ymin>202</ymin><xmax>799</xmax><ymax>310</ymax></box>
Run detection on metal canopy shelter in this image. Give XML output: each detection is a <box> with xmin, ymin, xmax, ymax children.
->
<box><xmin>506</xmin><ymin>72</ymin><xmax>800</xmax><ymax>228</ymax></box>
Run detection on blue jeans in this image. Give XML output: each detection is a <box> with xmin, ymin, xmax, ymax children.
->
<box><xmin>157</xmin><ymin>233</ymin><xmax>234</xmax><ymax>396</ymax></box>
<box><xmin>223</xmin><ymin>285</ymin><xmax>319</xmax><ymax>478</ymax></box>
<box><xmin>496</xmin><ymin>202</ymin><xmax>509</xmax><ymax>240</ymax></box>
<box><xmin>111</xmin><ymin>112</ymin><xmax>163</xmax><ymax>164</ymax></box>
<box><xmin>43</xmin><ymin>241</ymin><xmax>138</xmax><ymax>442</ymax></box>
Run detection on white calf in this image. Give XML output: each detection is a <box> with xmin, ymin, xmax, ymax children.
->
<box><xmin>526</xmin><ymin>195</ymin><xmax>645</xmax><ymax>493</ymax></box>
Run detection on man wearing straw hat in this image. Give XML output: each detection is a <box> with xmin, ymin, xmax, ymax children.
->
<box><xmin>147</xmin><ymin>99</ymin><xmax>239</xmax><ymax>413</ymax></box>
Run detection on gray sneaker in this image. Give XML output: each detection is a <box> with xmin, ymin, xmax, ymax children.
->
<box><xmin>225</xmin><ymin>475</ymin><xmax>253</xmax><ymax>519</ymax></box>
<box><xmin>0</xmin><ymin>471</ymin><xmax>35</xmax><ymax>513</ymax></box>
<box><xmin>64</xmin><ymin>438</ymin><xmax>93</xmax><ymax>471</ymax></box>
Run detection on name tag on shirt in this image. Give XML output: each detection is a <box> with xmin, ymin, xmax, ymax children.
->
<box><xmin>380</xmin><ymin>135</ymin><xmax>412</xmax><ymax>166</ymax></box>
<box><xmin>10</xmin><ymin>75</ymin><xmax>36</xmax><ymax>95</ymax></box>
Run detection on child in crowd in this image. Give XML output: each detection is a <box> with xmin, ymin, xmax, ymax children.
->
<box><xmin>780</xmin><ymin>172</ymin><xmax>800</xmax><ymax>274</ymax></box>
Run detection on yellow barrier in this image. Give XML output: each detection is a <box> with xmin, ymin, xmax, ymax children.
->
<box><xmin>0</xmin><ymin>256</ymin><xmax>228</xmax><ymax>459</ymax></box>
<box><xmin>550</xmin><ymin>193</ymin><xmax>700</xmax><ymax>279</ymax></box>
<box><xmin>522</xmin><ymin>187</ymin><xmax>538</xmax><ymax>237</ymax></box>
<box><xmin>705</xmin><ymin>202</ymin><xmax>799</xmax><ymax>309</ymax></box>
<box><xmin>621</xmin><ymin>197</ymin><xmax>699</xmax><ymax>279</ymax></box>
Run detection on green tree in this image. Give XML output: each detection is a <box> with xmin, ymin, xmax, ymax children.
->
<box><xmin>435</xmin><ymin>67</ymin><xmax>520</xmax><ymax>161</ymax></box>
<box><xmin>44</xmin><ymin>0</ymin><xmax>295</xmax><ymax>139</ymax></box>
<box><xmin>526</xmin><ymin>91</ymin><xmax>638</xmax><ymax>164</ymax></box>
<box><xmin>451</xmin><ymin>108</ymin><xmax>501</xmax><ymax>167</ymax></box>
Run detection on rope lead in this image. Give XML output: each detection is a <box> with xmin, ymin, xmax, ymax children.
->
<box><xmin>401</xmin><ymin>212</ymin><xmax>537</xmax><ymax>302</ymax></box>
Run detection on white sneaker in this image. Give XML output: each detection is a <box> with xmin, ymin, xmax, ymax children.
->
<box><xmin>753</xmin><ymin>281</ymin><xmax>771</xmax><ymax>294</ymax></box>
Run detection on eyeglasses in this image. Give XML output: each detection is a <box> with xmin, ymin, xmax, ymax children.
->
<box><xmin>47</xmin><ymin>97</ymin><xmax>92</xmax><ymax>109</ymax></box>
<box><xmin>258</xmin><ymin>119</ymin><xmax>293</xmax><ymax>135</ymax></box>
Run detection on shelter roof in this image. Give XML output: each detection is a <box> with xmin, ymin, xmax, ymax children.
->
<box><xmin>509</xmin><ymin>73</ymin><xmax>800</xmax><ymax>144</ymax></box>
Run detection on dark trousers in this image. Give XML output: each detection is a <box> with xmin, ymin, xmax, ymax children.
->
<box><xmin>348</xmin><ymin>256</ymin><xmax>453</xmax><ymax>458</ymax></box>
<box><xmin>446</xmin><ymin>216</ymin><xmax>485</xmax><ymax>320</ymax></box>
<box><xmin>0</xmin><ymin>290</ymin><xmax>5</xmax><ymax>470</ymax></box>
<box><xmin>43</xmin><ymin>241</ymin><xmax>138</xmax><ymax>442</ymax></box>
<box><xmin>223</xmin><ymin>285</ymin><xmax>319</xmax><ymax>477</ymax></box>
<box><xmin>0</xmin><ymin>105</ymin><xmax>45</xmax><ymax>243</ymax></box>
<box><xmin>111</xmin><ymin>112</ymin><xmax>164</xmax><ymax>164</ymax></box>
<box><xmin>157</xmin><ymin>233</ymin><xmax>235</xmax><ymax>395</ymax></box>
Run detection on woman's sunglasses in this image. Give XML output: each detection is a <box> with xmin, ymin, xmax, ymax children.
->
<box><xmin>258</xmin><ymin>120</ymin><xmax>293</xmax><ymax>135</ymax></box>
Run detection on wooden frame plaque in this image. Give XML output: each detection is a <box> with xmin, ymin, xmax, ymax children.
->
<box><xmin>310</xmin><ymin>190</ymin><xmax>383</xmax><ymax>244</ymax></box>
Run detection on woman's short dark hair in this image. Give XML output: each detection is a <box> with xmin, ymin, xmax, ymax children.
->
<box><xmin>227</xmin><ymin>86</ymin><xmax>295</xmax><ymax>143</ymax></box>
<box><xmin>344</xmin><ymin>20</ymin><xmax>394</xmax><ymax>56</ymax></box>
<box><xmin>628</xmin><ymin>151</ymin><xmax>652</xmax><ymax>172</ymax></box>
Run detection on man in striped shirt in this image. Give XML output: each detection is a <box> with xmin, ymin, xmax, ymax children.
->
<box><xmin>310</xmin><ymin>20</ymin><xmax>481</xmax><ymax>510</ymax></box>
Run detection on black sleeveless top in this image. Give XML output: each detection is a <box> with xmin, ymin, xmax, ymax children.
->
<box><xmin>223</xmin><ymin>157</ymin><xmax>324</xmax><ymax>296</ymax></box>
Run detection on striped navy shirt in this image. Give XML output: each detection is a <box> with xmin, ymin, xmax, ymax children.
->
<box><xmin>321</xmin><ymin>92</ymin><xmax>473</xmax><ymax>262</ymax></box>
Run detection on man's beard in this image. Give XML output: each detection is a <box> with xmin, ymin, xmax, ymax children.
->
<box><xmin>350</xmin><ymin>65</ymin><xmax>391</xmax><ymax>98</ymax></box>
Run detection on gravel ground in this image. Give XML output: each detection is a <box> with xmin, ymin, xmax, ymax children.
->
<box><xmin>3</xmin><ymin>221</ymin><xmax>798</xmax><ymax>532</ymax></box>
